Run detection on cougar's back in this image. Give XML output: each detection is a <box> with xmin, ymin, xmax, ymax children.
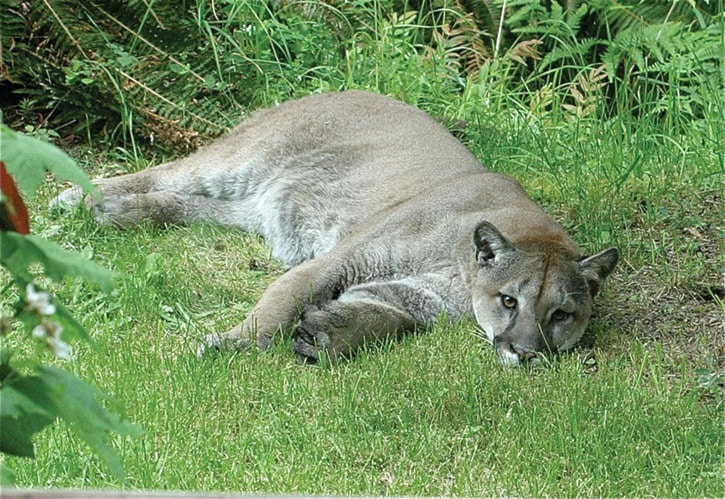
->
<box><xmin>174</xmin><ymin>91</ymin><xmax>487</xmax><ymax>264</ymax></box>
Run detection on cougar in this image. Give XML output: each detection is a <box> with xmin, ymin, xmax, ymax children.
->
<box><xmin>53</xmin><ymin>90</ymin><xmax>618</xmax><ymax>366</ymax></box>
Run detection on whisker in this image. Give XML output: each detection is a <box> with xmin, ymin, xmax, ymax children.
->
<box><xmin>471</xmin><ymin>327</ymin><xmax>493</xmax><ymax>345</ymax></box>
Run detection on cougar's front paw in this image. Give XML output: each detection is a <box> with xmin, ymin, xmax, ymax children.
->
<box><xmin>293</xmin><ymin>307</ymin><xmax>333</xmax><ymax>364</ymax></box>
<box><xmin>293</xmin><ymin>303</ymin><xmax>358</xmax><ymax>363</ymax></box>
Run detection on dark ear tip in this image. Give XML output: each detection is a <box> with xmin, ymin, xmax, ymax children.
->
<box><xmin>602</xmin><ymin>246</ymin><xmax>619</xmax><ymax>263</ymax></box>
<box><xmin>605</xmin><ymin>247</ymin><xmax>620</xmax><ymax>265</ymax></box>
<box><xmin>579</xmin><ymin>246</ymin><xmax>620</xmax><ymax>279</ymax></box>
<box><xmin>473</xmin><ymin>220</ymin><xmax>497</xmax><ymax>236</ymax></box>
<box><xmin>473</xmin><ymin>221</ymin><xmax>507</xmax><ymax>243</ymax></box>
<box><xmin>474</xmin><ymin>221</ymin><xmax>516</xmax><ymax>266</ymax></box>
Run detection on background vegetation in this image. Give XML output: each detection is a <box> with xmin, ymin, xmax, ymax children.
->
<box><xmin>1</xmin><ymin>0</ymin><xmax>723</xmax><ymax>496</ymax></box>
<box><xmin>0</xmin><ymin>128</ymin><xmax>142</xmax><ymax>486</ymax></box>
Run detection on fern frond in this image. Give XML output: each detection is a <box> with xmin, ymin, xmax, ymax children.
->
<box><xmin>539</xmin><ymin>37</ymin><xmax>602</xmax><ymax>71</ymax></box>
<box><xmin>456</xmin><ymin>0</ymin><xmax>500</xmax><ymax>36</ymax></box>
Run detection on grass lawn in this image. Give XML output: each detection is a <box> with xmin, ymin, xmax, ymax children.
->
<box><xmin>2</xmin><ymin>86</ymin><xmax>722</xmax><ymax>496</ymax></box>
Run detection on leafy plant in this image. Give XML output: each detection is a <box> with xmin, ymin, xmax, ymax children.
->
<box><xmin>602</xmin><ymin>19</ymin><xmax>724</xmax><ymax>125</ymax></box>
<box><xmin>0</xmin><ymin>126</ymin><xmax>142</xmax><ymax>485</ymax></box>
<box><xmin>1</xmin><ymin>0</ymin><xmax>245</xmax><ymax>151</ymax></box>
<box><xmin>3</xmin><ymin>0</ymin><xmax>721</xmax><ymax>152</ymax></box>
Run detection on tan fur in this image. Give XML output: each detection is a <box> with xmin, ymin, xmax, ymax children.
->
<box><xmin>53</xmin><ymin>91</ymin><xmax>618</xmax><ymax>365</ymax></box>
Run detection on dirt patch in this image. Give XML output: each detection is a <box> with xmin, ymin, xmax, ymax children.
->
<box><xmin>596</xmin><ymin>190</ymin><xmax>723</xmax><ymax>376</ymax></box>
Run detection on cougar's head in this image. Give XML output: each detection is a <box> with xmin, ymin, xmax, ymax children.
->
<box><xmin>471</xmin><ymin>221</ymin><xmax>618</xmax><ymax>367</ymax></box>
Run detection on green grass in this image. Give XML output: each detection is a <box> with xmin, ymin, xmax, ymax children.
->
<box><xmin>4</xmin><ymin>298</ymin><xmax>722</xmax><ymax>496</ymax></box>
<box><xmin>2</xmin><ymin>2</ymin><xmax>724</xmax><ymax>496</ymax></box>
<box><xmin>4</xmin><ymin>233</ymin><xmax>723</xmax><ymax>496</ymax></box>
<box><xmin>4</xmin><ymin>88</ymin><xmax>723</xmax><ymax>495</ymax></box>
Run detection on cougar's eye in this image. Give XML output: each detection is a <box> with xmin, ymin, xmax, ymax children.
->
<box><xmin>551</xmin><ymin>310</ymin><xmax>570</xmax><ymax>321</ymax></box>
<box><xmin>500</xmin><ymin>294</ymin><xmax>517</xmax><ymax>310</ymax></box>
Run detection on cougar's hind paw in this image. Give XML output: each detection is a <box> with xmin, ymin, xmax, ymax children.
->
<box><xmin>49</xmin><ymin>186</ymin><xmax>87</xmax><ymax>210</ymax></box>
<box><xmin>90</xmin><ymin>195</ymin><xmax>132</xmax><ymax>226</ymax></box>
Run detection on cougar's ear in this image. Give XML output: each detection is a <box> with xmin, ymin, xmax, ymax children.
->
<box><xmin>473</xmin><ymin>221</ymin><xmax>516</xmax><ymax>266</ymax></box>
<box><xmin>578</xmin><ymin>247</ymin><xmax>619</xmax><ymax>296</ymax></box>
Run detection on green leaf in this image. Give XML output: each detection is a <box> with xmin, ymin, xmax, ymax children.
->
<box><xmin>54</xmin><ymin>299</ymin><xmax>93</xmax><ymax>344</ymax></box>
<box><xmin>0</xmin><ymin>366</ymin><xmax>142</xmax><ymax>480</ymax></box>
<box><xmin>0</xmin><ymin>125</ymin><xmax>94</xmax><ymax>200</ymax></box>
<box><xmin>0</xmin><ymin>232</ymin><xmax>115</xmax><ymax>292</ymax></box>
<box><xmin>37</xmin><ymin>366</ymin><xmax>143</xmax><ymax>480</ymax></box>
<box><xmin>0</xmin><ymin>377</ymin><xmax>55</xmax><ymax>457</ymax></box>
<box><xmin>1</xmin><ymin>462</ymin><xmax>16</xmax><ymax>486</ymax></box>
<box><xmin>0</xmin><ymin>383</ymin><xmax>51</xmax><ymax>419</ymax></box>
<box><xmin>0</xmin><ymin>350</ymin><xmax>11</xmax><ymax>383</ymax></box>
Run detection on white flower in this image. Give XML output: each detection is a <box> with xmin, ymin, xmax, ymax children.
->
<box><xmin>32</xmin><ymin>324</ymin><xmax>48</xmax><ymax>339</ymax></box>
<box><xmin>49</xmin><ymin>335</ymin><xmax>74</xmax><ymax>361</ymax></box>
<box><xmin>31</xmin><ymin>319</ymin><xmax>74</xmax><ymax>360</ymax></box>
<box><xmin>25</xmin><ymin>284</ymin><xmax>56</xmax><ymax>316</ymax></box>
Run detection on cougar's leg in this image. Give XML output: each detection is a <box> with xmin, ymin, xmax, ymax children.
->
<box><xmin>90</xmin><ymin>192</ymin><xmax>258</xmax><ymax>228</ymax></box>
<box><xmin>52</xmin><ymin>159</ymin><xmax>263</xmax><ymax>228</ymax></box>
<box><xmin>50</xmin><ymin>163</ymin><xmax>174</xmax><ymax>210</ymax></box>
<box><xmin>198</xmin><ymin>254</ymin><xmax>346</xmax><ymax>356</ymax></box>
<box><xmin>292</xmin><ymin>277</ymin><xmax>447</xmax><ymax>363</ymax></box>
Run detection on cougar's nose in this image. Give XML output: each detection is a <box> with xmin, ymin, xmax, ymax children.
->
<box><xmin>513</xmin><ymin>347</ymin><xmax>537</xmax><ymax>363</ymax></box>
